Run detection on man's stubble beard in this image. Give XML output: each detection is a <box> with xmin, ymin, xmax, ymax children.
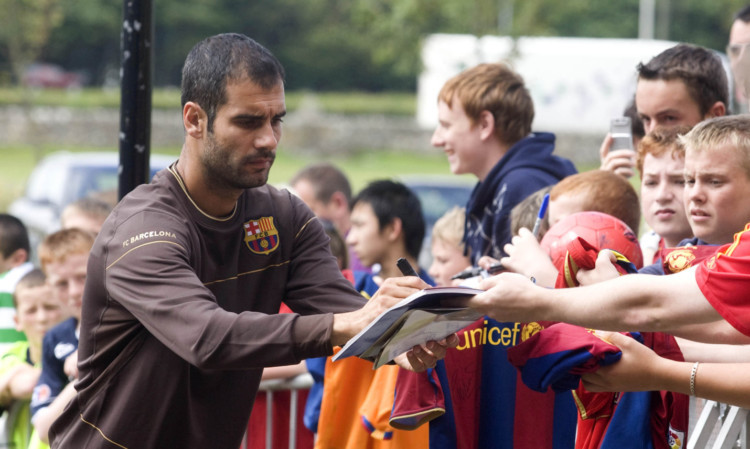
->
<box><xmin>201</xmin><ymin>132</ymin><xmax>275</xmax><ymax>191</ymax></box>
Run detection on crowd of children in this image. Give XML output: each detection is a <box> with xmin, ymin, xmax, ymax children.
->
<box><xmin>277</xmin><ymin>26</ymin><xmax>750</xmax><ymax>449</ymax></box>
<box><xmin>0</xmin><ymin>200</ymin><xmax>110</xmax><ymax>448</ymax></box>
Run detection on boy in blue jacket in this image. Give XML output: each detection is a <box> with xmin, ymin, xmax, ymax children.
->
<box><xmin>431</xmin><ymin>63</ymin><xmax>577</xmax><ymax>263</ymax></box>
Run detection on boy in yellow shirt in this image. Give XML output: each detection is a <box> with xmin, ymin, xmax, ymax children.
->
<box><xmin>0</xmin><ymin>269</ymin><xmax>65</xmax><ymax>448</ymax></box>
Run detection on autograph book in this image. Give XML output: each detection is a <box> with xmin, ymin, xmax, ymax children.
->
<box><xmin>332</xmin><ymin>286</ymin><xmax>483</xmax><ymax>368</ymax></box>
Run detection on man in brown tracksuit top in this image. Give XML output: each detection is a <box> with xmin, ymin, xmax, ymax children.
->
<box><xmin>49</xmin><ymin>34</ymin><xmax>453</xmax><ymax>448</ymax></box>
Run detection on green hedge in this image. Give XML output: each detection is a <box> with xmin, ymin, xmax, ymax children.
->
<box><xmin>0</xmin><ymin>88</ymin><xmax>416</xmax><ymax>116</ymax></box>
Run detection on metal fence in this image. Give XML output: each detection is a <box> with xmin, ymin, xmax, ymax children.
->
<box><xmin>242</xmin><ymin>375</ymin><xmax>747</xmax><ymax>449</ymax></box>
<box><xmin>240</xmin><ymin>373</ymin><xmax>314</xmax><ymax>449</ymax></box>
<box><xmin>690</xmin><ymin>399</ymin><xmax>749</xmax><ymax>449</ymax></box>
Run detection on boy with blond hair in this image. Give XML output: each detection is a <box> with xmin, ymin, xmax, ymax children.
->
<box><xmin>30</xmin><ymin>228</ymin><xmax>94</xmax><ymax>444</ymax></box>
<box><xmin>0</xmin><ymin>269</ymin><xmax>65</xmax><ymax>449</ymax></box>
<box><xmin>681</xmin><ymin>116</ymin><xmax>750</xmax><ymax>246</ymax></box>
<box><xmin>428</xmin><ymin>206</ymin><xmax>471</xmax><ymax>287</ymax></box>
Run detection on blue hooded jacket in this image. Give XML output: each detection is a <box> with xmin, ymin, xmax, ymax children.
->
<box><xmin>463</xmin><ymin>132</ymin><xmax>577</xmax><ymax>264</ymax></box>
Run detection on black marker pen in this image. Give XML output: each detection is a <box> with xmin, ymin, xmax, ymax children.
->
<box><xmin>396</xmin><ymin>258</ymin><xmax>419</xmax><ymax>277</ymax></box>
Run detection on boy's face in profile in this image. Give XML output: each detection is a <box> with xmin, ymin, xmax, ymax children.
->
<box><xmin>346</xmin><ymin>202</ymin><xmax>390</xmax><ymax>268</ymax></box>
<box><xmin>14</xmin><ymin>284</ymin><xmax>65</xmax><ymax>344</ymax></box>
<box><xmin>45</xmin><ymin>252</ymin><xmax>89</xmax><ymax>321</ymax></box>
<box><xmin>428</xmin><ymin>238</ymin><xmax>470</xmax><ymax>287</ymax></box>
<box><xmin>635</xmin><ymin>79</ymin><xmax>705</xmax><ymax>135</ymax></box>
<box><xmin>684</xmin><ymin>143</ymin><xmax>750</xmax><ymax>244</ymax></box>
<box><xmin>431</xmin><ymin>100</ymin><xmax>488</xmax><ymax>180</ymax></box>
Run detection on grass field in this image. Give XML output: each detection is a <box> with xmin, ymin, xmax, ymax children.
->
<box><xmin>0</xmin><ymin>145</ymin><xmax>465</xmax><ymax>213</ymax></box>
<box><xmin>0</xmin><ymin>88</ymin><xmax>417</xmax><ymax>116</ymax></box>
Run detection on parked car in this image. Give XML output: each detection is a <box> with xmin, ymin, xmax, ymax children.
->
<box><xmin>400</xmin><ymin>175</ymin><xmax>474</xmax><ymax>270</ymax></box>
<box><xmin>9</xmin><ymin>151</ymin><xmax>175</xmax><ymax>253</ymax></box>
<box><xmin>23</xmin><ymin>63</ymin><xmax>85</xmax><ymax>89</ymax></box>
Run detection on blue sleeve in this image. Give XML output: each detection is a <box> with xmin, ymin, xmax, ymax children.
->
<box><xmin>30</xmin><ymin>331</ymin><xmax>69</xmax><ymax>418</ymax></box>
<box><xmin>638</xmin><ymin>261</ymin><xmax>665</xmax><ymax>275</ymax></box>
<box><xmin>493</xmin><ymin>170</ymin><xmax>561</xmax><ymax>251</ymax></box>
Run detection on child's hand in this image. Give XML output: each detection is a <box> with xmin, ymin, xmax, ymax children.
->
<box><xmin>64</xmin><ymin>350</ymin><xmax>79</xmax><ymax>380</ymax></box>
<box><xmin>576</xmin><ymin>250</ymin><xmax>621</xmax><ymax>286</ymax></box>
<box><xmin>501</xmin><ymin>228</ymin><xmax>557</xmax><ymax>287</ymax></box>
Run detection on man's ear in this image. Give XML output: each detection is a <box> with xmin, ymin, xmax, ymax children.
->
<box><xmin>329</xmin><ymin>191</ymin><xmax>349</xmax><ymax>212</ymax></box>
<box><xmin>384</xmin><ymin>217</ymin><xmax>403</xmax><ymax>243</ymax></box>
<box><xmin>9</xmin><ymin>248</ymin><xmax>28</xmax><ymax>267</ymax></box>
<box><xmin>705</xmin><ymin>101</ymin><xmax>726</xmax><ymax>119</ymax></box>
<box><xmin>183</xmin><ymin>102</ymin><xmax>208</xmax><ymax>139</ymax></box>
<box><xmin>478</xmin><ymin>110</ymin><xmax>496</xmax><ymax>141</ymax></box>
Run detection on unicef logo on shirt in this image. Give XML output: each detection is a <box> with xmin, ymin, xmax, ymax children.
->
<box><xmin>54</xmin><ymin>342</ymin><xmax>76</xmax><ymax>360</ymax></box>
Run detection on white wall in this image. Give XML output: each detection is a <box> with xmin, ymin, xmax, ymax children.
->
<box><xmin>417</xmin><ymin>34</ymin><xmax>680</xmax><ymax>134</ymax></box>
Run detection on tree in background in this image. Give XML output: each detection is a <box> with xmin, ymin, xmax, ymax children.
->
<box><xmin>0</xmin><ymin>0</ymin><xmax>748</xmax><ymax>91</ymax></box>
<box><xmin>0</xmin><ymin>0</ymin><xmax>64</xmax><ymax>85</ymax></box>
<box><xmin>44</xmin><ymin>0</ymin><xmax>120</xmax><ymax>86</ymax></box>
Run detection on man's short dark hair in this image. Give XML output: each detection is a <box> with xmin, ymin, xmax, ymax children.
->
<box><xmin>624</xmin><ymin>98</ymin><xmax>645</xmax><ymax>140</ymax></box>
<box><xmin>290</xmin><ymin>163</ymin><xmax>352</xmax><ymax>205</ymax></box>
<box><xmin>181</xmin><ymin>33</ymin><xmax>286</xmax><ymax>132</ymax></box>
<box><xmin>0</xmin><ymin>214</ymin><xmax>30</xmax><ymax>260</ymax></box>
<box><xmin>637</xmin><ymin>43</ymin><xmax>729</xmax><ymax>116</ymax></box>
<box><xmin>351</xmin><ymin>180</ymin><xmax>425</xmax><ymax>260</ymax></box>
<box><xmin>734</xmin><ymin>5</ymin><xmax>750</xmax><ymax>22</ymax></box>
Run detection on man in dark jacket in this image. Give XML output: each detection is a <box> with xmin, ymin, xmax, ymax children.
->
<box><xmin>48</xmin><ymin>33</ymin><xmax>451</xmax><ymax>449</ymax></box>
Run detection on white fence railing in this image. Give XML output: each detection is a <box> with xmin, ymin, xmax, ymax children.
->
<box><xmin>240</xmin><ymin>373</ymin><xmax>314</xmax><ymax>449</ymax></box>
<box><xmin>243</xmin><ymin>376</ymin><xmax>745</xmax><ymax>449</ymax></box>
<box><xmin>690</xmin><ymin>400</ymin><xmax>749</xmax><ymax>449</ymax></box>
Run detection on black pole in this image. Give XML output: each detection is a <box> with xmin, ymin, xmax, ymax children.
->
<box><xmin>118</xmin><ymin>0</ymin><xmax>153</xmax><ymax>201</ymax></box>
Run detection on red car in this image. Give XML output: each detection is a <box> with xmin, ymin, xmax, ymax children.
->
<box><xmin>23</xmin><ymin>63</ymin><xmax>84</xmax><ymax>88</ymax></box>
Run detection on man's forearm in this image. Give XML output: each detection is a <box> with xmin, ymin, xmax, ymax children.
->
<box><xmin>550</xmin><ymin>270</ymin><xmax>718</xmax><ymax>331</ymax></box>
<box><xmin>555</xmin><ymin>269</ymin><xmax>722</xmax><ymax>331</ymax></box>
<box><xmin>474</xmin><ymin>269</ymin><xmax>722</xmax><ymax>332</ymax></box>
<box><xmin>331</xmin><ymin>309</ymin><xmax>370</xmax><ymax>347</ymax></box>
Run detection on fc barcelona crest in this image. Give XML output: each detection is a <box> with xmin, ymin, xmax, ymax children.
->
<box><xmin>243</xmin><ymin>217</ymin><xmax>280</xmax><ymax>255</ymax></box>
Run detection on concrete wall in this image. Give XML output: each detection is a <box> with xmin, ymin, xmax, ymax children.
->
<box><xmin>0</xmin><ymin>106</ymin><xmax>603</xmax><ymax>166</ymax></box>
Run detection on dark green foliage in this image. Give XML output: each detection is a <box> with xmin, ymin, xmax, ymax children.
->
<box><xmin>0</xmin><ymin>0</ymin><xmax>748</xmax><ymax>91</ymax></box>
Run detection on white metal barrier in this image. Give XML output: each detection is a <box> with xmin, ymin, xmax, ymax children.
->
<box><xmin>239</xmin><ymin>373</ymin><xmax>314</xmax><ymax>449</ymax></box>
<box><xmin>690</xmin><ymin>400</ymin><xmax>749</xmax><ymax>449</ymax></box>
<box><xmin>241</xmin><ymin>376</ymin><xmax>747</xmax><ymax>449</ymax></box>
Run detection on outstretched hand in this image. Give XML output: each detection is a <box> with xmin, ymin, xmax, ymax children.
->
<box><xmin>599</xmin><ymin>134</ymin><xmax>636</xmax><ymax>179</ymax></box>
<box><xmin>581</xmin><ymin>331</ymin><xmax>665</xmax><ymax>393</ymax></box>
<box><xmin>460</xmin><ymin>272</ymin><xmax>543</xmax><ymax>323</ymax></box>
<box><xmin>64</xmin><ymin>350</ymin><xmax>79</xmax><ymax>380</ymax></box>
<box><xmin>394</xmin><ymin>334</ymin><xmax>460</xmax><ymax>372</ymax></box>
<box><xmin>501</xmin><ymin>228</ymin><xmax>557</xmax><ymax>287</ymax></box>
